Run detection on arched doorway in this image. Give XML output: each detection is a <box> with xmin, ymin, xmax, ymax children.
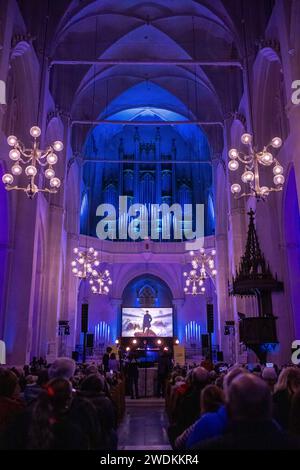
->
<box><xmin>121</xmin><ymin>274</ymin><xmax>173</xmax><ymax>339</ymax></box>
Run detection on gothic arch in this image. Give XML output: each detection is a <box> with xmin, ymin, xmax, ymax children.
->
<box><xmin>252</xmin><ymin>47</ymin><xmax>288</xmax><ymax>148</ymax></box>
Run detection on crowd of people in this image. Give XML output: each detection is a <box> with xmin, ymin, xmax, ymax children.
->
<box><xmin>165</xmin><ymin>361</ymin><xmax>300</xmax><ymax>450</ymax></box>
<box><xmin>0</xmin><ymin>357</ymin><xmax>124</xmax><ymax>450</ymax></box>
<box><xmin>1</xmin><ymin>353</ymin><xmax>300</xmax><ymax>450</ymax></box>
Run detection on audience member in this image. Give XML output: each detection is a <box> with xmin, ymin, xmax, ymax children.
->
<box><xmin>79</xmin><ymin>374</ymin><xmax>118</xmax><ymax>449</ymax></box>
<box><xmin>273</xmin><ymin>367</ymin><xmax>300</xmax><ymax>429</ymax></box>
<box><xmin>0</xmin><ymin>368</ymin><xmax>24</xmax><ymax>437</ymax></box>
<box><xmin>195</xmin><ymin>374</ymin><xmax>300</xmax><ymax>450</ymax></box>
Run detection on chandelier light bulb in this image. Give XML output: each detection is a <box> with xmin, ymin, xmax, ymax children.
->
<box><xmin>50</xmin><ymin>177</ymin><xmax>61</xmax><ymax>188</ymax></box>
<box><xmin>92</xmin><ymin>270</ymin><xmax>98</xmax><ymax>277</ymax></box>
<box><xmin>260</xmin><ymin>186</ymin><xmax>270</xmax><ymax>196</ymax></box>
<box><xmin>108</xmin><ymin>279</ymin><xmax>112</xmax><ymax>285</ymax></box>
<box><xmin>73</xmin><ymin>247</ymin><xmax>79</xmax><ymax>254</ymax></box>
<box><xmin>105</xmin><ymin>270</ymin><xmax>110</xmax><ymax>276</ymax></box>
<box><xmin>78</xmin><ymin>257</ymin><xmax>84</xmax><ymax>265</ymax></box>
<box><xmin>212</xmin><ymin>269</ymin><xmax>217</xmax><ymax>276</ymax></box>
<box><xmin>260</xmin><ymin>152</ymin><xmax>273</xmax><ymax>166</ymax></box>
<box><xmin>186</xmin><ymin>279</ymin><xmax>190</xmax><ymax>287</ymax></box>
<box><xmin>190</xmin><ymin>270</ymin><xmax>196</xmax><ymax>276</ymax></box>
<box><xmin>47</xmin><ymin>153</ymin><xmax>58</xmax><ymax>165</ymax></box>
<box><xmin>7</xmin><ymin>135</ymin><xmax>18</xmax><ymax>147</ymax></box>
<box><xmin>104</xmin><ymin>286</ymin><xmax>109</xmax><ymax>293</ymax></box>
<box><xmin>26</xmin><ymin>183</ymin><xmax>38</xmax><ymax>194</ymax></box>
<box><xmin>30</xmin><ymin>126</ymin><xmax>41</xmax><ymax>138</ymax></box>
<box><xmin>45</xmin><ymin>168</ymin><xmax>55</xmax><ymax>179</ymax></box>
<box><xmin>89</xmin><ymin>247</ymin><xmax>95</xmax><ymax>253</ymax></box>
<box><xmin>211</xmin><ymin>249</ymin><xmax>216</xmax><ymax>256</ymax></box>
<box><xmin>231</xmin><ymin>183</ymin><xmax>241</xmax><ymax>194</ymax></box>
<box><xmin>271</xmin><ymin>137</ymin><xmax>282</xmax><ymax>149</ymax></box>
<box><xmin>71</xmin><ymin>261</ymin><xmax>76</xmax><ymax>267</ymax></box>
<box><xmin>11</xmin><ymin>164</ymin><xmax>22</xmax><ymax>176</ymax></box>
<box><xmin>200</xmin><ymin>248</ymin><xmax>205</xmax><ymax>254</ymax></box>
<box><xmin>94</xmin><ymin>260</ymin><xmax>100</xmax><ymax>266</ymax></box>
<box><xmin>72</xmin><ymin>268</ymin><xmax>78</xmax><ymax>274</ymax></box>
<box><xmin>273</xmin><ymin>165</ymin><xmax>283</xmax><ymax>175</ymax></box>
<box><xmin>228</xmin><ymin>160</ymin><xmax>239</xmax><ymax>171</ymax></box>
<box><xmin>94</xmin><ymin>251</ymin><xmax>98</xmax><ymax>257</ymax></box>
<box><xmin>201</xmin><ymin>287</ymin><xmax>206</xmax><ymax>293</ymax></box>
<box><xmin>241</xmin><ymin>170</ymin><xmax>254</xmax><ymax>183</ymax></box>
<box><xmin>89</xmin><ymin>279</ymin><xmax>94</xmax><ymax>285</ymax></box>
<box><xmin>229</xmin><ymin>149</ymin><xmax>239</xmax><ymax>159</ymax></box>
<box><xmin>184</xmin><ymin>287</ymin><xmax>188</xmax><ymax>293</ymax></box>
<box><xmin>53</xmin><ymin>141</ymin><xmax>64</xmax><ymax>152</ymax></box>
<box><xmin>91</xmin><ymin>286</ymin><xmax>97</xmax><ymax>293</ymax></box>
<box><xmin>25</xmin><ymin>165</ymin><xmax>37</xmax><ymax>177</ymax></box>
<box><xmin>189</xmin><ymin>251</ymin><xmax>194</xmax><ymax>256</ymax></box>
<box><xmin>241</xmin><ymin>133</ymin><xmax>252</xmax><ymax>145</ymax></box>
<box><xmin>2</xmin><ymin>173</ymin><xmax>14</xmax><ymax>185</ymax></box>
<box><xmin>273</xmin><ymin>174</ymin><xmax>285</xmax><ymax>186</ymax></box>
<box><xmin>183</xmin><ymin>272</ymin><xmax>187</xmax><ymax>277</ymax></box>
<box><xmin>9</xmin><ymin>149</ymin><xmax>21</xmax><ymax>161</ymax></box>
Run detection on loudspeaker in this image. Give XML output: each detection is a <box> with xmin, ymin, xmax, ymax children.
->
<box><xmin>86</xmin><ymin>333</ymin><xmax>94</xmax><ymax>348</ymax></box>
<box><xmin>207</xmin><ymin>304</ymin><xmax>214</xmax><ymax>333</ymax></box>
<box><xmin>217</xmin><ymin>351</ymin><xmax>224</xmax><ymax>362</ymax></box>
<box><xmin>81</xmin><ymin>304</ymin><xmax>88</xmax><ymax>333</ymax></box>
<box><xmin>201</xmin><ymin>334</ymin><xmax>210</xmax><ymax>349</ymax></box>
<box><xmin>72</xmin><ymin>351</ymin><xmax>79</xmax><ymax>361</ymax></box>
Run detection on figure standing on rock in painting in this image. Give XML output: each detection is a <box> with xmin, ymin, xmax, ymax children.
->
<box><xmin>142</xmin><ymin>310</ymin><xmax>152</xmax><ymax>334</ymax></box>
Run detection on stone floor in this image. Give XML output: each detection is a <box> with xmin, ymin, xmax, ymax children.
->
<box><xmin>118</xmin><ymin>398</ymin><xmax>172</xmax><ymax>450</ymax></box>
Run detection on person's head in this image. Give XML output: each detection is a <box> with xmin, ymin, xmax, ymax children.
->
<box><xmin>0</xmin><ymin>368</ymin><xmax>19</xmax><ymax>398</ymax></box>
<box><xmin>200</xmin><ymin>384</ymin><xmax>225</xmax><ymax>414</ymax></box>
<box><xmin>289</xmin><ymin>389</ymin><xmax>300</xmax><ymax>436</ymax></box>
<box><xmin>227</xmin><ymin>374</ymin><xmax>272</xmax><ymax>422</ymax></box>
<box><xmin>86</xmin><ymin>365</ymin><xmax>98</xmax><ymax>376</ymax></box>
<box><xmin>28</xmin><ymin>378</ymin><xmax>73</xmax><ymax>449</ymax></box>
<box><xmin>223</xmin><ymin>366</ymin><xmax>248</xmax><ymax>399</ymax></box>
<box><xmin>275</xmin><ymin>367</ymin><xmax>300</xmax><ymax>395</ymax></box>
<box><xmin>26</xmin><ymin>375</ymin><xmax>37</xmax><ymax>385</ymax></box>
<box><xmin>262</xmin><ymin>367</ymin><xmax>277</xmax><ymax>391</ymax></box>
<box><xmin>48</xmin><ymin>357</ymin><xmax>76</xmax><ymax>380</ymax></box>
<box><xmin>106</xmin><ymin>347</ymin><xmax>112</xmax><ymax>354</ymax></box>
<box><xmin>110</xmin><ymin>353</ymin><xmax>116</xmax><ymax>360</ymax></box>
<box><xmin>188</xmin><ymin>366</ymin><xmax>209</xmax><ymax>388</ymax></box>
<box><xmin>80</xmin><ymin>373</ymin><xmax>106</xmax><ymax>394</ymax></box>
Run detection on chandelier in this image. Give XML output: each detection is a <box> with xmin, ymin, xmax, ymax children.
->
<box><xmin>71</xmin><ymin>247</ymin><xmax>112</xmax><ymax>295</ymax></box>
<box><xmin>2</xmin><ymin>126</ymin><xmax>63</xmax><ymax>198</ymax></box>
<box><xmin>89</xmin><ymin>270</ymin><xmax>112</xmax><ymax>295</ymax></box>
<box><xmin>228</xmin><ymin>133</ymin><xmax>284</xmax><ymax>199</ymax></box>
<box><xmin>183</xmin><ymin>248</ymin><xmax>217</xmax><ymax>296</ymax></box>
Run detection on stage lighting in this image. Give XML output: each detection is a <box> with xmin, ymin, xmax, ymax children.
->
<box><xmin>126</xmin><ymin>347</ymin><xmax>130</xmax><ymax>352</ymax></box>
<box><xmin>132</xmin><ymin>339</ymin><xmax>137</xmax><ymax>345</ymax></box>
<box><xmin>175</xmin><ymin>339</ymin><xmax>180</xmax><ymax>345</ymax></box>
<box><xmin>115</xmin><ymin>339</ymin><xmax>119</xmax><ymax>345</ymax></box>
<box><xmin>157</xmin><ymin>339</ymin><xmax>162</xmax><ymax>345</ymax></box>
